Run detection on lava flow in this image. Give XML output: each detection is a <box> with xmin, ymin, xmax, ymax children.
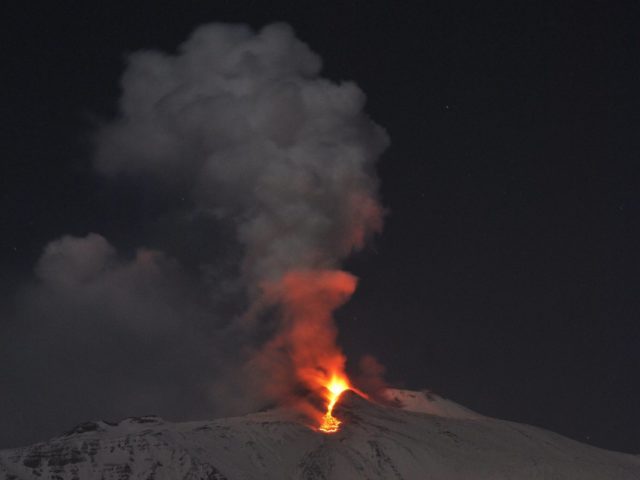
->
<box><xmin>318</xmin><ymin>375</ymin><xmax>350</xmax><ymax>433</ymax></box>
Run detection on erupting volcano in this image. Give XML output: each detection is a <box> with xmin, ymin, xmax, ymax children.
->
<box><xmin>6</xmin><ymin>388</ymin><xmax>640</xmax><ymax>479</ymax></box>
<box><xmin>318</xmin><ymin>375</ymin><xmax>350</xmax><ymax>433</ymax></box>
<box><xmin>92</xmin><ymin>22</ymin><xmax>389</xmax><ymax>431</ymax></box>
<box><xmin>259</xmin><ymin>269</ymin><xmax>364</xmax><ymax>433</ymax></box>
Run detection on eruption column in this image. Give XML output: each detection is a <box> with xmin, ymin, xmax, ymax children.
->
<box><xmin>261</xmin><ymin>269</ymin><xmax>358</xmax><ymax>431</ymax></box>
<box><xmin>94</xmin><ymin>22</ymin><xmax>388</xmax><ymax>423</ymax></box>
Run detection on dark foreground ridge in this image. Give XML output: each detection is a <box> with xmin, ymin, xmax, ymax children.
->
<box><xmin>1</xmin><ymin>389</ymin><xmax>639</xmax><ymax>479</ymax></box>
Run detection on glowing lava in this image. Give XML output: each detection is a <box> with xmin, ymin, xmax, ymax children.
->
<box><xmin>258</xmin><ymin>270</ymin><xmax>363</xmax><ymax>434</ymax></box>
<box><xmin>318</xmin><ymin>375</ymin><xmax>350</xmax><ymax>433</ymax></box>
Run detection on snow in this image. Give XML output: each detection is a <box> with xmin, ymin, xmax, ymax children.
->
<box><xmin>1</xmin><ymin>389</ymin><xmax>639</xmax><ymax>479</ymax></box>
<box><xmin>383</xmin><ymin>388</ymin><xmax>485</xmax><ymax>420</ymax></box>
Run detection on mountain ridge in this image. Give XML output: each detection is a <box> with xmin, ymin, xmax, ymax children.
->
<box><xmin>1</xmin><ymin>389</ymin><xmax>638</xmax><ymax>479</ymax></box>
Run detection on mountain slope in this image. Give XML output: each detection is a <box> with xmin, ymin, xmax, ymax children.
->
<box><xmin>1</xmin><ymin>389</ymin><xmax>639</xmax><ymax>479</ymax></box>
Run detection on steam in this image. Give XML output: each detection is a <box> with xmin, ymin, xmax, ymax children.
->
<box><xmin>95</xmin><ymin>23</ymin><xmax>389</xmax><ymax>412</ymax></box>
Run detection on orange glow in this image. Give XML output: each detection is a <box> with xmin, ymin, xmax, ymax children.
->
<box><xmin>318</xmin><ymin>375</ymin><xmax>350</xmax><ymax>433</ymax></box>
<box><xmin>260</xmin><ymin>269</ymin><xmax>359</xmax><ymax>433</ymax></box>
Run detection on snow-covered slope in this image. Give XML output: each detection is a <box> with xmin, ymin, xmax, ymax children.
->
<box><xmin>1</xmin><ymin>389</ymin><xmax>639</xmax><ymax>479</ymax></box>
<box><xmin>382</xmin><ymin>388</ymin><xmax>485</xmax><ymax>420</ymax></box>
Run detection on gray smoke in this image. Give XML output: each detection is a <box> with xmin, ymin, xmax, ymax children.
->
<box><xmin>0</xmin><ymin>23</ymin><xmax>388</xmax><ymax>448</ymax></box>
<box><xmin>0</xmin><ymin>233</ymin><xmax>222</xmax><ymax>448</ymax></box>
<box><xmin>95</xmin><ymin>22</ymin><xmax>388</xmax><ymax>296</ymax></box>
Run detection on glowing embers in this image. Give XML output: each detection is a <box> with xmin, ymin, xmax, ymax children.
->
<box><xmin>318</xmin><ymin>375</ymin><xmax>350</xmax><ymax>433</ymax></box>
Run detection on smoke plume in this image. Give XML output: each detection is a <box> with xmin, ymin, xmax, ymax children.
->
<box><xmin>95</xmin><ymin>22</ymin><xmax>388</xmax><ymax>414</ymax></box>
<box><xmin>97</xmin><ymin>23</ymin><xmax>387</xmax><ymax>287</ymax></box>
<box><xmin>0</xmin><ymin>23</ymin><xmax>389</xmax><ymax>446</ymax></box>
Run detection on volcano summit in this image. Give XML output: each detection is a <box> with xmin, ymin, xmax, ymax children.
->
<box><xmin>1</xmin><ymin>389</ymin><xmax>638</xmax><ymax>479</ymax></box>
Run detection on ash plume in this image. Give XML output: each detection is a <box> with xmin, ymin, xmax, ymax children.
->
<box><xmin>0</xmin><ymin>23</ymin><xmax>389</xmax><ymax>446</ymax></box>
<box><xmin>96</xmin><ymin>22</ymin><xmax>387</xmax><ymax>293</ymax></box>
<box><xmin>95</xmin><ymin>23</ymin><xmax>389</xmax><ymax>410</ymax></box>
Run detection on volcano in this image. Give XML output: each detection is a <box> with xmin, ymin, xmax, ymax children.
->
<box><xmin>1</xmin><ymin>389</ymin><xmax>638</xmax><ymax>479</ymax></box>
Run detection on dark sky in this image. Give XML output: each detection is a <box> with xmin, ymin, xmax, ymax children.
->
<box><xmin>2</xmin><ymin>1</ymin><xmax>640</xmax><ymax>454</ymax></box>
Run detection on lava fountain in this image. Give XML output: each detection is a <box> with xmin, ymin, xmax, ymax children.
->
<box><xmin>260</xmin><ymin>269</ymin><xmax>362</xmax><ymax>433</ymax></box>
<box><xmin>318</xmin><ymin>374</ymin><xmax>350</xmax><ymax>433</ymax></box>
<box><xmin>93</xmin><ymin>23</ymin><xmax>388</xmax><ymax>436</ymax></box>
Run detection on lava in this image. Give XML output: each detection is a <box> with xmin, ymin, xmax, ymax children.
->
<box><xmin>318</xmin><ymin>375</ymin><xmax>350</xmax><ymax>433</ymax></box>
<box><xmin>259</xmin><ymin>270</ymin><xmax>365</xmax><ymax>434</ymax></box>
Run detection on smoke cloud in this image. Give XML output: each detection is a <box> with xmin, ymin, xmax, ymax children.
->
<box><xmin>0</xmin><ymin>22</ymin><xmax>388</xmax><ymax>446</ymax></box>
<box><xmin>96</xmin><ymin>22</ymin><xmax>387</xmax><ymax>291</ymax></box>
<box><xmin>0</xmin><ymin>233</ymin><xmax>224</xmax><ymax>448</ymax></box>
<box><xmin>95</xmin><ymin>22</ymin><xmax>388</xmax><ymax>413</ymax></box>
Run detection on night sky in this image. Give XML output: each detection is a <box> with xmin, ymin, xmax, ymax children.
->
<box><xmin>3</xmin><ymin>1</ymin><xmax>640</xmax><ymax>453</ymax></box>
